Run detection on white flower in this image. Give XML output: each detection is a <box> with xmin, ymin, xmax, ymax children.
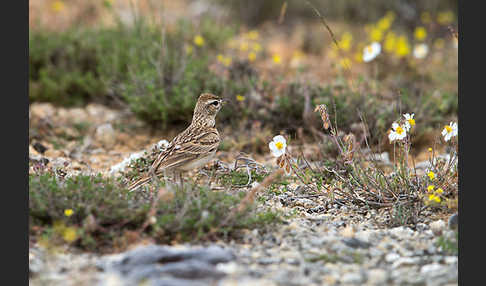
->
<box><xmin>403</xmin><ymin>113</ymin><xmax>416</xmax><ymax>131</ymax></box>
<box><xmin>269</xmin><ymin>135</ymin><xmax>287</xmax><ymax>157</ymax></box>
<box><xmin>442</xmin><ymin>121</ymin><xmax>458</xmax><ymax>141</ymax></box>
<box><xmin>413</xmin><ymin>43</ymin><xmax>429</xmax><ymax>59</ymax></box>
<box><xmin>363</xmin><ymin>42</ymin><xmax>381</xmax><ymax>62</ymax></box>
<box><xmin>388</xmin><ymin>122</ymin><xmax>407</xmax><ymax>143</ymax></box>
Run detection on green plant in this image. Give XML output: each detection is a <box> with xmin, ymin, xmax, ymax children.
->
<box><xmin>29</xmin><ymin>29</ymin><xmax>107</xmax><ymax>106</ymax></box>
<box><xmin>100</xmin><ymin>18</ymin><xmax>235</xmax><ymax>127</ymax></box>
<box><xmin>436</xmin><ymin>231</ymin><xmax>458</xmax><ymax>256</ymax></box>
<box><xmin>285</xmin><ymin>103</ymin><xmax>458</xmax><ymax>226</ymax></box>
<box><xmin>219</xmin><ymin>169</ymin><xmax>267</xmax><ymax>187</ymax></box>
<box><xmin>29</xmin><ymin>172</ymin><xmax>281</xmax><ymax>251</ymax></box>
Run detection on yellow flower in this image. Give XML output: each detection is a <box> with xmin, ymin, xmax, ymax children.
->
<box><xmin>272</xmin><ymin>54</ymin><xmax>281</xmax><ymax>64</ymax></box>
<box><xmin>240</xmin><ymin>42</ymin><xmax>249</xmax><ymax>52</ymax></box>
<box><xmin>223</xmin><ymin>57</ymin><xmax>232</xmax><ymax>67</ymax></box>
<box><xmin>354</xmin><ymin>52</ymin><xmax>363</xmax><ymax>63</ymax></box>
<box><xmin>252</xmin><ymin>43</ymin><xmax>262</xmax><ymax>52</ymax></box>
<box><xmin>369</xmin><ymin>27</ymin><xmax>383</xmax><ymax>42</ymax></box>
<box><xmin>414</xmin><ymin>27</ymin><xmax>427</xmax><ymax>41</ymax></box>
<box><xmin>377</xmin><ymin>16</ymin><xmax>392</xmax><ymax>31</ymax></box>
<box><xmin>248</xmin><ymin>30</ymin><xmax>259</xmax><ymax>40</ymax></box>
<box><xmin>428</xmin><ymin>147</ymin><xmax>433</xmax><ymax>152</ymax></box>
<box><xmin>427</xmin><ymin>171</ymin><xmax>435</xmax><ymax>180</ymax></box>
<box><xmin>248</xmin><ymin>52</ymin><xmax>256</xmax><ymax>62</ymax></box>
<box><xmin>64</xmin><ymin>209</ymin><xmax>74</xmax><ymax>217</ymax></box>
<box><xmin>51</xmin><ymin>0</ymin><xmax>65</xmax><ymax>12</ymax></box>
<box><xmin>53</xmin><ymin>220</ymin><xmax>66</xmax><ymax>233</ymax></box>
<box><xmin>217</xmin><ymin>54</ymin><xmax>232</xmax><ymax>66</ymax></box>
<box><xmin>395</xmin><ymin>36</ymin><xmax>410</xmax><ymax>57</ymax></box>
<box><xmin>396</xmin><ymin>126</ymin><xmax>404</xmax><ymax>135</ymax></box>
<box><xmin>421</xmin><ymin>12</ymin><xmax>431</xmax><ymax>24</ymax></box>
<box><xmin>435</xmin><ymin>188</ymin><xmax>444</xmax><ymax>194</ymax></box>
<box><xmin>236</xmin><ymin>95</ymin><xmax>245</xmax><ymax>102</ymax></box>
<box><xmin>193</xmin><ymin>35</ymin><xmax>205</xmax><ymax>47</ymax></box>
<box><xmin>384</xmin><ymin>32</ymin><xmax>396</xmax><ymax>53</ymax></box>
<box><xmin>428</xmin><ymin>194</ymin><xmax>441</xmax><ymax>203</ymax></box>
<box><xmin>339</xmin><ymin>32</ymin><xmax>353</xmax><ymax>52</ymax></box>
<box><xmin>437</xmin><ymin>11</ymin><xmax>454</xmax><ymax>25</ymax></box>
<box><xmin>427</xmin><ymin>185</ymin><xmax>435</xmax><ymax>192</ymax></box>
<box><xmin>339</xmin><ymin>57</ymin><xmax>351</xmax><ymax>69</ymax></box>
<box><xmin>62</xmin><ymin>227</ymin><xmax>78</xmax><ymax>243</ymax></box>
<box><xmin>185</xmin><ymin>45</ymin><xmax>193</xmax><ymax>55</ymax></box>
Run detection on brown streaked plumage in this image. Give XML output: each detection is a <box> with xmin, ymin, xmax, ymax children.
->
<box><xmin>128</xmin><ymin>93</ymin><xmax>223</xmax><ymax>191</ymax></box>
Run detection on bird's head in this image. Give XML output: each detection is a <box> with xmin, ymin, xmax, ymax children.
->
<box><xmin>194</xmin><ymin>93</ymin><xmax>224</xmax><ymax>118</ymax></box>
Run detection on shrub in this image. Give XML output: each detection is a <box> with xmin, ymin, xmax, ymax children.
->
<box><xmin>29</xmin><ymin>172</ymin><xmax>281</xmax><ymax>251</ymax></box>
<box><xmin>29</xmin><ymin>18</ymin><xmax>235</xmax><ymax>119</ymax></box>
<box><xmin>29</xmin><ymin>29</ymin><xmax>106</xmax><ymax>105</ymax></box>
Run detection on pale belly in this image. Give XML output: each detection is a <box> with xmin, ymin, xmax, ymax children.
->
<box><xmin>178</xmin><ymin>152</ymin><xmax>216</xmax><ymax>171</ymax></box>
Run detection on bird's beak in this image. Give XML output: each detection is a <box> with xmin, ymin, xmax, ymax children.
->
<box><xmin>221</xmin><ymin>99</ymin><xmax>228</xmax><ymax>106</ymax></box>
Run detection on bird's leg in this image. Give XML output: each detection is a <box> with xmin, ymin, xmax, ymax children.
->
<box><xmin>179</xmin><ymin>172</ymin><xmax>184</xmax><ymax>190</ymax></box>
<box><xmin>149</xmin><ymin>167</ymin><xmax>161</xmax><ymax>189</ymax></box>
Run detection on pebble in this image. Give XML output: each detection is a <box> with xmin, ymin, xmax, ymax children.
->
<box><xmin>367</xmin><ymin>269</ymin><xmax>388</xmax><ymax>285</ymax></box>
<box><xmin>95</xmin><ymin>123</ymin><xmax>116</xmax><ymax>148</ymax></box>
<box><xmin>391</xmin><ymin>257</ymin><xmax>421</xmax><ymax>269</ymax></box>
<box><xmin>385</xmin><ymin>252</ymin><xmax>400</xmax><ymax>263</ymax></box>
<box><xmin>448</xmin><ymin>213</ymin><xmax>458</xmax><ymax>230</ymax></box>
<box><xmin>430</xmin><ymin>220</ymin><xmax>446</xmax><ymax>236</ymax></box>
<box><xmin>341</xmin><ymin>272</ymin><xmax>365</xmax><ymax>284</ymax></box>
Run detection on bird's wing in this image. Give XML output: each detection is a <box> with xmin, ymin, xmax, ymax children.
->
<box><xmin>150</xmin><ymin>130</ymin><xmax>220</xmax><ymax>174</ymax></box>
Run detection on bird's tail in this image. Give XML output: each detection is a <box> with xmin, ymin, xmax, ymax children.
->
<box><xmin>127</xmin><ymin>176</ymin><xmax>152</xmax><ymax>192</ymax></box>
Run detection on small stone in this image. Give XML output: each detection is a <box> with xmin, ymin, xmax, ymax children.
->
<box><xmin>30</xmin><ymin>103</ymin><xmax>56</xmax><ymax>118</ymax></box>
<box><xmin>392</xmin><ymin>257</ymin><xmax>420</xmax><ymax>269</ymax></box>
<box><xmin>389</xmin><ymin>226</ymin><xmax>413</xmax><ymax>239</ymax></box>
<box><xmin>216</xmin><ymin>262</ymin><xmax>238</xmax><ymax>274</ymax></box>
<box><xmin>416</xmin><ymin>223</ymin><xmax>429</xmax><ymax>232</ymax></box>
<box><xmin>95</xmin><ymin>123</ymin><xmax>116</xmax><ymax>148</ymax></box>
<box><xmin>444</xmin><ymin>256</ymin><xmax>458</xmax><ymax>264</ymax></box>
<box><xmin>430</xmin><ymin>220</ymin><xmax>446</xmax><ymax>236</ymax></box>
<box><xmin>420</xmin><ymin>263</ymin><xmax>443</xmax><ymax>275</ymax></box>
<box><xmin>285</xmin><ymin>258</ymin><xmax>300</xmax><ymax>266</ymax></box>
<box><xmin>367</xmin><ymin>269</ymin><xmax>388</xmax><ymax>284</ymax></box>
<box><xmin>369</xmin><ymin>248</ymin><xmax>384</xmax><ymax>258</ymax></box>
<box><xmin>258</xmin><ymin>257</ymin><xmax>280</xmax><ymax>265</ymax></box>
<box><xmin>342</xmin><ymin>237</ymin><xmax>371</xmax><ymax>249</ymax></box>
<box><xmin>32</xmin><ymin>142</ymin><xmax>48</xmax><ymax>154</ymax></box>
<box><xmin>49</xmin><ymin>157</ymin><xmax>70</xmax><ymax>169</ymax></box>
<box><xmin>340</xmin><ymin>225</ymin><xmax>355</xmax><ymax>238</ymax></box>
<box><xmin>448</xmin><ymin>213</ymin><xmax>458</xmax><ymax>230</ymax></box>
<box><xmin>385</xmin><ymin>253</ymin><xmax>400</xmax><ymax>263</ymax></box>
<box><xmin>340</xmin><ymin>272</ymin><xmax>364</xmax><ymax>284</ymax></box>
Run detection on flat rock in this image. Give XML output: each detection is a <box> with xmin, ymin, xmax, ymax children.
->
<box><xmin>98</xmin><ymin>244</ymin><xmax>235</xmax><ymax>285</ymax></box>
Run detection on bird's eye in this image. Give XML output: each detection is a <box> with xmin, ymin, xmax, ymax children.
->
<box><xmin>210</xmin><ymin>101</ymin><xmax>219</xmax><ymax>106</ymax></box>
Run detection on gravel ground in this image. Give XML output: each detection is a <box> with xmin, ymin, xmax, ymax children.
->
<box><xmin>29</xmin><ymin>209</ymin><xmax>458</xmax><ymax>286</ymax></box>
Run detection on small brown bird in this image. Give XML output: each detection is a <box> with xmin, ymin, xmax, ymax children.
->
<box><xmin>128</xmin><ymin>93</ymin><xmax>223</xmax><ymax>191</ymax></box>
